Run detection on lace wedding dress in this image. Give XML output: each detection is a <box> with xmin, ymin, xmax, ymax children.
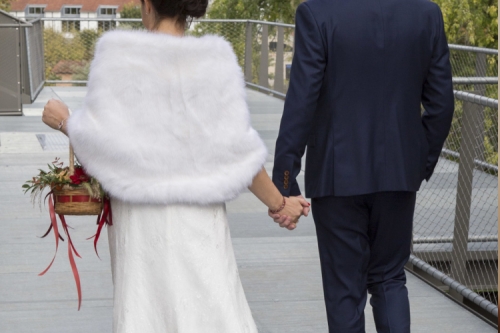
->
<box><xmin>108</xmin><ymin>199</ymin><xmax>258</xmax><ymax>333</ymax></box>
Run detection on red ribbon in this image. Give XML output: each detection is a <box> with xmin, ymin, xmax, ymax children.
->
<box><xmin>38</xmin><ymin>196</ymin><xmax>61</xmax><ymax>276</ymax></box>
<box><xmin>39</xmin><ymin>193</ymin><xmax>112</xmax><ymax>311</ymax></box>
<box><xmin>87</xmin><ymin>197</ymin><xmax>112</xmax><ymax>259</ymax></box>
<box><xmin>59</xmin><ymin>214</ymin><xmax>82</xmax><ymax>310</ymax></box>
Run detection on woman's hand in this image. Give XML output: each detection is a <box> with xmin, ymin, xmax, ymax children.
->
<box><xmin>249</xmin><ymin>168</ymin><xmax>308</xmax><ymax>231</ymax></box>
<box><xmin>270</xmin><ymin>196</ymin><xmax>310</xmax><ymax>230</ymax></box>
<box><xmin>42</xmin><ymin>99</ymin><xmax>70</xmax><ymax>135</ymax></box>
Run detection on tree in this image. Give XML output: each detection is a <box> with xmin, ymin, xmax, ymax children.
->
<box><xmin>120</xmin><ymin>2</ymin><xmax>143</xmax><ymax>29</ymax></box>
<box><xmin>0</xmin><ymin>0</ymin><xmax>12</xmax><ymax>12</ymax></box>
<box><xmin>433</xmin><ymin>0</ymin><xmax>497</xmax><ymax>49</ymax></box>
<box><xmin>207</xmin><ymin>0</ymin><xmax>301</xmax><ymax>23</ymax></box>
<box><xmin>43</xmin><ymin>29</ymin><xmax>86</xmax><ymax>80</ymax></box>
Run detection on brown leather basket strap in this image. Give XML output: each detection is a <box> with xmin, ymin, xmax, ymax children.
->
<box><xmin>69</xmin><ymin>145</ymin><xmax>75</xmax><ymax>176</ymax></box>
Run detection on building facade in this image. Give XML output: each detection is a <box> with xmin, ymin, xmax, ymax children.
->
<box><xmin>10</xmin><ymin>0</ymin><xmax>141</xmax><ymax>32</ymax></box>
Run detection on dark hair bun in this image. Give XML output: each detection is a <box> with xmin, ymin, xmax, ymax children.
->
<box><xmin>147</xmin><ymin>0</ymin><xmax>208</xmax><ymax>25</ymax></box>
<box><xmin>180</xmin><ymin>0</ymin><xmax>208</xmax><ymax>18</ymax></box>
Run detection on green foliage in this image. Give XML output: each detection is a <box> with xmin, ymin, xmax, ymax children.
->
<box><xmin>193</xmin><ymin>0</ymin><xmax>299</xmax><ymax>83</ymax></box>
<box><xmin>44</xmin><ymin>29</ymin><xmax>86</xmax><ymax>79</ymax></box>
<box><xmin>72</xmin><ymin>62</ymin><xmax>91</xmax><ymax>82</ymax></box>
<box><xmin>120</xmin><ymin>2</ymin><xmax>143</xmax><ymax>29</ymax></box>
<box><xmin>44</xmin><ymin>29</ymin><xmax>103</xmax><ymax>81</ymax></box>
<box><xmin>23</xmin><ymin>158</ymin><xmax>103</xmax><ymax>207</ymax></box>
<box><xmin>483</xmin><ymin>106</ymin><xmax>498</xmax><ymax>165</ymax></box>
<box><xmin>433</xmin><ymin>0</ymin><xmax>498</xmax><ymax>49</ymax></box>
<box><xmin>121</xmin><ymin>2</ymin><xmax>142</xmax><ymax>18</ymax></box>
<box><xmin>207</xmin><ymin>0</ymin><xmax>300</xmax><ymax>23</ymax></box>
<box><xmin>0</xmin><ymin>0</ymin><xmax>12</xmax><ymax>12</ymax></box>
<box><xmin>79</xmin><ymin>29</ymin><xmax>101</xmax><ymax>60</ymax></box>
<box><xmin>444</xmin><ymin>100</ymin><xmax>498</xmax><ymax>168</ymax></box>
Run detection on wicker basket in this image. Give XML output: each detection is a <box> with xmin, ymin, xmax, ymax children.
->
<box><xmin>53</xmin><ymin>146</ymin><xmax>103</xmax><ymax>216</ymax></box>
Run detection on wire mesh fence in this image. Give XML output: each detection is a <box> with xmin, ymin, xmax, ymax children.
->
<box><xmin>31</xmin><ymin>17</ymin><xmax>500</xmax><ymax>314</ymax></box>
<box><xmin>449</xmin><ymin>46</ymin><xmax>498</xmax><ymax>100</ymax></box>
<box><xmin>413</xmin><ymin>97</ymin><xmax>498</xmax><ymax>309</ymax></box>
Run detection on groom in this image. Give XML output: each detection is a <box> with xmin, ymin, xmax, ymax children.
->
<box><xmin>271</xmin><ymin>0</ymin><xmax>454</xmax><ymax>332</ymax></box>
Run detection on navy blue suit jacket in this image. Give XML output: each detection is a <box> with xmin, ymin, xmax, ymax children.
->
<box><xmin>272</xmin><ymin>0</ymin><xmax>455</xmax><ymax>198</ymax></box>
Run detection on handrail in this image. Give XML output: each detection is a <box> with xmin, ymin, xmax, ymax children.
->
<box><xmin>40</xmin><ymin>17</ymin><xmax>296</xmax><ymax>28</ymax></box>
<box><xmin>453</xmin><ymin>90</ymin><xmax>498</xmax><ymax>108</ymax></box>
<box><xmin>413</xmin><ymin>235</ymin><xmax>498</xmax><ymax>244</ymax></box>
<box><xmin>452</xmin><ymin>77</ymin><xmax>498</xmax><ymax>84</ymax></box>
<box><xmin>245</xmin><ymin>20</ymin><xmax>295</xmax><ymax>28</ymax></box>
<box><xmin>0</xmin><ymin>23</ymin><xmax>33</xmax><ymax>27</ymax></box>
<box><xmin>409</xmin><ymin>255</ymin><xmax>498</xmax><ymax>317</ymax></box>
<box><xmin>449</xmin><ymin>44</ymin><xmax>498</xmax><ymax>55</ymax></box>
<box><xmin>37</xmin><ymin>17</ymin><xmax>499</xmax><ymax>54</ymax></box>
<box><xmin>441</xmin><ymin>149</ymin><xmax>498</xmax><ymax>173</ymax></box>
<box><xmin>245</xmin><ymin>82</ymin><xmax>286</xmax><ymax>98</ymax></box>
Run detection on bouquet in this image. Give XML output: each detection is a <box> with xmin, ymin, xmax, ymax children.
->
<box><xmin>23</xmin><ymin>153</ymin><xmax>111</xmax><ymax>310</ymax></box>
<box><xmin>23</xmin><ymin>157</ymin><xmax>104</xmax><ymax>207</ymax></box>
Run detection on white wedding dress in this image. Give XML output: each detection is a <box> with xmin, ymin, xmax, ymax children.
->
<box><xmin>108</xmin><ymin>198</ymin><xmax>258</xmax><ymax>333</ymax></box>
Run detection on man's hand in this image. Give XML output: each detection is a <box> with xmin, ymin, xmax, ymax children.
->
<box><xmin>269</xmin><ymin>195</ymin><xmax>310</xmax><ymax>230</ymax></box>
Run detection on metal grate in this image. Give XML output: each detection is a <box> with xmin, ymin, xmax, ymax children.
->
<box><xmin>36</xmin><ymin>133</ymin><xmax>69</xmax><ymax>151</ymax></box>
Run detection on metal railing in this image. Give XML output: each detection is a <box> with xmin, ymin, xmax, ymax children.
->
<box><xmin>24</xmin><ymin>18</ymin><xmax>45</xmax><ymax>102</ymax></box>
<box><xmin>20</xmin><ymin>17</ymin><xmax>500</xmax><ymax>324</ymax></box>
<box><xmin>0</xmin><ymin>12</ymin><xmax>44</xmax><ymax>115</ymax></box>
<box><xmin>410</xmin><ymin>92</ymin><xmax>498</xmax><ymax>323</ymax></box>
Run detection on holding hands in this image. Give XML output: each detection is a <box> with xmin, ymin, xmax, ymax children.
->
<box><xmin>44</xmin><ymin>100</ymin><xmax>311</xmax><ymax>230</ymax></box>
<box><xmin>249</xmin><ymin>168</ymin><xmax>310</xmax><ymax>231</ymax></box>
<box><xmin>269</xmin><ymin>195</ymin><xmax>310</xmax><ymax>230</ymax></box>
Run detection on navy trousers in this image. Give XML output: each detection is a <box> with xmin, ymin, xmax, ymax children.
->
<box><xmin>311</xmin><ymin>191</ymin><xmax>416</xmax><ymax>333</ymax></box>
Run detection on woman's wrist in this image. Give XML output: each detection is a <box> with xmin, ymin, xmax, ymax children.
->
<box><xmin>269</xmin><ymin>196</ymin><xmax>286</xmax><ymax>214</ymax></box>
<box><xmin>57</xmin><ymin>118</ymin><xmax>67</xmax><ymax>131</ymax></box>
<box><xmin>58</xmin><ymin>117</ymin><xmax>69</xmax><ymax>136</ymax></box>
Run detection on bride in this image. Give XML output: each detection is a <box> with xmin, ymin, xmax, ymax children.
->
<box><xmin>42</xmin><ymin>0</ymin><xmax>309</xmax><ymax>332</ymax></box>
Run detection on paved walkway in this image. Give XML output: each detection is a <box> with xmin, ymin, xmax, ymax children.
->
<box><xmin>0</xmin><ymin>87</ymin><xmax>495</xmax><ymax>332</ymax></box>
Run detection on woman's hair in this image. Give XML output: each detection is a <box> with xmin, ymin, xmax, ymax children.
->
<box><xmin>141</xmin><ymin>0</ymin><xmax>208</xmax><ymax>28</ymax></box>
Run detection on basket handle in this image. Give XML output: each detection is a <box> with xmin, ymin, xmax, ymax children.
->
<box><xmin>69</xmin><ymin>145</ymin><xmax>75</xmax><ymax>176</ymax></box>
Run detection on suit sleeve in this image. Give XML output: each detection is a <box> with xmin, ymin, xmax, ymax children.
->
<box><xmin>272</xmin><ymin>3</ymin><xmax>326</xmax><ymax>196</ymax></box>
<box><xmin>421</xmin><ymin>5</ymin><xmax>455</xmax><ymax>181</ymax></box>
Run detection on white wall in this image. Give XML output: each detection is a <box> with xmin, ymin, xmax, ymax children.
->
<box><xmin>10</xmin><ymin>10</ymin><xmax>121</xmax><ymax>33</ymax></box>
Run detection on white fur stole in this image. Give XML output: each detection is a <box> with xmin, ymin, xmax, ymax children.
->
<box><xmin>67</xmin><ymin>30</ymin><xmax>267</xmax><ymax>205</ymax></box>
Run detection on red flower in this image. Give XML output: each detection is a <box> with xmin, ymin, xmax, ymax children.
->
<box><xmin>70</xmin><ymin>167</ymin><xmax>90</xmax><ymax>185</ymax></box>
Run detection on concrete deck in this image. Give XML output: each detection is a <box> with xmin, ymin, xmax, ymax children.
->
<box><xmin>0</xmin><ymin>87</ymin><xmax>495</xmax><ymax>332</ymax></box>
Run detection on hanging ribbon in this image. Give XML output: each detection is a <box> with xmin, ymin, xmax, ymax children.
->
<box><xmin>38</xmin><ymin>193</ymin><xmax>112</xmax><ymax>311</ymax></box>
<box><xmin>59</xmin><ymin>214</ymin><xmax>82</xmax><ymax>311</ymax></box>
<box><xmin>38</xmin><ymin>195</ymin><xmax>61</xmax><ymax>276</ymax></box>
<box><xmin>87</xmin><ymin>197</ymin><xmax>113</xmax><ymax>259</ymax></box>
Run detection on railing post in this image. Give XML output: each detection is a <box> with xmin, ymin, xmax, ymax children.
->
<box><xmin>450</xmin><ymin>101</ymin><xmax>481</xmax><ymax>289</ymax></box>
<box><xmin>274</xmin><ymin>25</ymin><xmax>284</xmax><ymax>93</ymax></box>
<box><xmin>258</xmin><ymin>24</ymin><xmax>268</xmax><ymax>89</ymax></box>
<box><xmin>474</xmin><ymin>53</ymin><xmax>487</xmax><ymax>162</ymax></box>
<box><xmin>244</xmin><ymin>21</ymin><xmax>253</xmax><ymax>82</ymax></box>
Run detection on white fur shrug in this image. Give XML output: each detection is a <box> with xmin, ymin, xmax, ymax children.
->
<box><xmin>67</xmin><ymin>30</ymin><xmax>267</xmax><ymax>205</ymax></box>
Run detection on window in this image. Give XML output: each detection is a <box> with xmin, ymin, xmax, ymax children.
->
<box><xmin>97</xmin><ymin>6</ymin><xmax>118</xmax><ymax>31</ymax></box>
<box><xmin>61</xmin><ymin>6</ymin><xmax>82</xmax><ymax>17</ymax></box>
<box><xmin>99</xmin><ymin>7</ymin><xmax>117</xmax><ymax>16</ymax></box>
<box><xmin>62</xmin><ymin>21</ymin><xmax>81</xmax><ymax>32</ymax></box>
<box><xmin>64</xmin><ymin>7</ymin><xmax>81</xmax><ymax>15</ymax></box>
<box><xmin>26</xmin><ymin>6</ymin><xmax>45</xmax><ymax>17</ymax></box>
<box><xmin>61</xmin><ymin>6</ymin><xmax>81</xmax><ymax>32</ymax></box>
<box><xmin>98</xmin><ymin>21</ymin><xmax>117</xmax><ymax>31</ymax></box>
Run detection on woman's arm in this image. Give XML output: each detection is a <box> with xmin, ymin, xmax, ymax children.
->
<box><xmin>42</xmin><ymin>99</ymin><xmax>70</xmax><ymax>136</ymax></box>
<box><xmin>249</xmin><ymin>168</ymin><xmax>309</xmax><ymax>230</ymax></box>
